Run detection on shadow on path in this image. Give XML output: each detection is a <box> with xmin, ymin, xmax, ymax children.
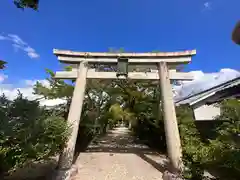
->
<box><xmin>75</xmin><ymin>127</ymin><xmax>169</xmax><ymax>173</ymax></box>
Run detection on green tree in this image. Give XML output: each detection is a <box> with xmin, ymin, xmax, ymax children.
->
<box><xmin>0</xmin><ymin>60</ymin><xmax>7</xmax><ymax>69</ymax></box>
<box><xmin>14</xmin><ymin>0</ymin><xmax>39</xmax><ymax>10</ymax></box>
<box><xmin>33</xmin><ymin>68</ymin><xmax>120</xmax><ymax>136</ymax></box>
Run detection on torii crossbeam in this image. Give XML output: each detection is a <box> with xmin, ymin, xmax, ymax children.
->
<box><xmin>53</xmin><ymin>49</ymin><xmax>196</xmax><ymax>180</ymax></box>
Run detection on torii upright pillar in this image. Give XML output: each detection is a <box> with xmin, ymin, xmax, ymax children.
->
<box><xmin>56</xmin><ymin>61</ymin><xmax>88</xmax><ymax>180</ymax></box>
<box><xmin>159</xmin><ymin>62</ymin><xmax>183</xmax><ymax>173</ymax></box>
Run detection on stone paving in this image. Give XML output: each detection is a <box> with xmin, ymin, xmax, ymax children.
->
<box><xmin>72</xmin><ymin>127</ymin><xmax>168</xmax><ymax>180</ymax></box>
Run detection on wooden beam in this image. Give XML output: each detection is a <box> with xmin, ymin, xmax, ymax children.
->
<box><xmin>57</xmin><ymin>56</ymin><xmax>192</xmax><ymax>64</ymax></box>
<box><xmin>55</xmin><ymin>70</ymin><xmax>193</xmax><ymax>80</ymax></box>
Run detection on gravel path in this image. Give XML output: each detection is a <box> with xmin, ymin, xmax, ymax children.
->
<box><xmin>72</xmin><ymin>127</ymin><xmax>168</xmax><ymax>180</ymax></box>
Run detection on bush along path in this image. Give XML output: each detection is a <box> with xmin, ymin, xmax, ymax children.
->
<box><xmin>0</xmin><ymin>93</ymin><xmax>69</xmax><ymax>180</ymax></box>
<box><xmin>71</xmin><ymin>126</ymin><xmax>169</xmax><ymax>180</ymax></box>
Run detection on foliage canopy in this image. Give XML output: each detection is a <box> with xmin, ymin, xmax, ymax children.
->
<box><xmin>14</xmin><ymin>0</ymin><xmax>39</xmax><ymax>10</ymax></box>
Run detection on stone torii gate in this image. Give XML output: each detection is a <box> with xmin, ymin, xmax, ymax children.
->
<box><xmin>53</xmin><ymin>49</ymin><xmax>196</xmax><ymax>179</ymax></box>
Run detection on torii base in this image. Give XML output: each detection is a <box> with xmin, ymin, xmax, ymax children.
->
<box><xmin>162</xmin><ymin>170</ymin><xmax>184</xmax><ymax>180</ymax></box>
<box><xmin>54</xmin><ymin>165</ymin><xmax>78</xmax><ymax>180</ymax></box>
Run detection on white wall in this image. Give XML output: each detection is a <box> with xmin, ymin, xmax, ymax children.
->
<box><xmin>193</xmin><ymin>103</ymin><xmax>221</xmax><ymax>121</ymax></box>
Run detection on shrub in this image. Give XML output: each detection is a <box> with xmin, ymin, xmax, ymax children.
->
<box><xmin>178</xmin><ymin>99</ymin><xmax>240</xmax><ymax>180</ymax></box>
<box><xmin>0</xmin><ymin>93</ymin><xmax>69</xmax><ymax>175</ymax></box>
<box><xmin>177</xmin><ymin>105</ymin><xmax>207</xmax><ymax>179</ymax></box>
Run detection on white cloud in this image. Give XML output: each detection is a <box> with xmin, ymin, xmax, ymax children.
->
<box><xmin>0</xmin><ymin>35</ymin><xmax>7</xmax><ymax>40</ymax></box>
<box><xmin>40</xmin><ymin>98</ymin><xmax>67</xmax><ymax>107</ymax></box>
<box><xmin>24</xmin><ymin>47</ymin><xmax>40</xmax><ymax>58</ymax></box>
<box><xmin>203</xmin><ymin>1</ymin><xmax>212</xmax><ymax>11</ymax></box>
<box><xmin>0</xmin><ymin>73</ymin><xmax>8</xmax><ymax>83</ymax></box>
<box><xmin>24</xmin><ymin>79</ymin><xmax>38</xmax><ymax>86</ymax></box>
<box><xmin>24</xmin><ymin>79</ymin><xmax>50</xmax><ymax>88</ymax></box>
<box><xmin>8</xmin><ymin>34</ymin><xmax>27</xmax><ymax>46</ymax></box>
<box><xmin>0</xmin><ymin>79</ymin><xmax>66</xmax><ymax>106</ymax></box>
<box><xmin>0</xmin><ymin>33</ymin><xmax>40</xmax><ymax>59</ymax></box>
<box><xmin>174</xmin><ymin>68</ymin><xmax>240</xmax><ymax>100</ymax></box>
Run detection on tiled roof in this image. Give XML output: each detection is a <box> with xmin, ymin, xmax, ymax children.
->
<box><xmin>176</xmin><ymin>76</ymin><xmax>240</xmax><ymax>105</ymax></box>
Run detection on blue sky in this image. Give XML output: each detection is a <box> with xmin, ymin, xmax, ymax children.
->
<box><xmin>0</xmin><ymin>0</ymin><xmax>239</xmax><ymax>103</ymax></box>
